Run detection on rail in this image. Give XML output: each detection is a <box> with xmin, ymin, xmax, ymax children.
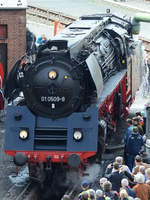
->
<box><xmin>27</xmin><ymin>5</ymin><xmax>76</xmax><ymax>26</ymax></box>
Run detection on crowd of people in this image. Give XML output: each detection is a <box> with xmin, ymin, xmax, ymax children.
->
<box><xmin>61</xmin><ymin>111</ymin><xmax>150</xmax><ymax>200</ymax></box>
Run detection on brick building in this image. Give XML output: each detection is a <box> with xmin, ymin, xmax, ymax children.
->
<box><xmin>0</xmin><ymin>0</ymin><xmax>27</xmax><ymax>80</ymax></box>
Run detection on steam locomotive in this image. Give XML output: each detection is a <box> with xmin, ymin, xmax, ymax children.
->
<box><xmin>4</xmin><ymin>13</ymin><xmax>146</xmax><ymax>177</ymax></box>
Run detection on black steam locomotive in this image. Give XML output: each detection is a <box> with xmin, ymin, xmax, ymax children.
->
<box><xmin>4</xmin><ymin>13</ymin><xmax>145</xmax><ymax>176</ymax></box>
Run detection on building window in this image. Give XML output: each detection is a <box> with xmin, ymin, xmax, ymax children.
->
<box><xmin>0</xmin><ymin>25</ymin><xmax>7</xmax><ymax>39</ymax></box>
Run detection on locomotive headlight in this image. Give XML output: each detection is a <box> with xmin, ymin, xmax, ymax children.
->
<box><xmin>49</xmin><ymin>70</ymin><xmax>57</xmax><ymax>80</ymax></box>
<box><xmin>73</xmin><ymin>130</ymin><xmax>83</xmax><ymax>141</ymax></box>
<box><xmin>19</xmin><ymin>130</ymin><xmax>28</xmax><ymax>140</ymax></box>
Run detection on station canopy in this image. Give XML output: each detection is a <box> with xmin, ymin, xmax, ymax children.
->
<box><xmin>0</xmin><ymin>0</ymin><xmax>27</xmax><ymax>9</ymax></box>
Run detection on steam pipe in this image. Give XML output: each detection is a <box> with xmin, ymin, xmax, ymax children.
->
<box><xmin>132</xmin><ymin>13</ymin><xmax>150</xmax><ymax>34</ymax></box>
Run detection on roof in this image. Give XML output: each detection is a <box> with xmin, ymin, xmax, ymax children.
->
<box><xmin>0</xmin><ymin>0</ymin><xmax>27</xmax><ymax>9</ymax></box>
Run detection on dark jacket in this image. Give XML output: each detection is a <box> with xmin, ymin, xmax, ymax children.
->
<box><xmin>125</xmin><ymin>133</ymin><xmax>144</xmax><ymax>155</ymax></box>
<box><xmin>106</xmin><ymin>171</ymin><xmax>126</xmax><ymax>192</ymax></box>
<box><xmin>125</xmin><ymin>186</ymin><xmax>136</xmax><ymax>198</ymax></box>
<box><xmin>124</xmin><ymin>125</ymin><xmax>133</xmax><ymax>143</ymax></box>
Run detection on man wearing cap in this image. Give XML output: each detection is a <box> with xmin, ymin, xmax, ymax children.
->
<box><xmin>78</xmin><ymin>180</ymin><xmax>90</xmax><ymax>199</ymax></box>
<box><xmin>125</xmin><ymin>126</ymin><xmax>144</xmax><ymax>171</ymax></box>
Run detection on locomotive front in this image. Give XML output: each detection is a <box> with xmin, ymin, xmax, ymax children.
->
<box><xmin>4</xmin><ymin>41</ymin><xmax>99</xmax><ymax>169</ymax></box>
<box><xmin>22</xmin><ymin>54</ymin><xmax>84</xmax><ymax>118</ymax></box>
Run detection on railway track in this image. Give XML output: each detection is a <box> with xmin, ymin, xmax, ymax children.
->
<box><xmin>27</xmin><ymin>5</ymin><xmax>76</xmax><ymax>26</ymax></box>
<box><xmin>2</xmin><ymin>182</ymin><xmax>33</xmax><ymax>200</ymax></box>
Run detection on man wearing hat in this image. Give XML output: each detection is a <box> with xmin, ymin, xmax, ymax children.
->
<box><xmin>125</xmin><ymin>126</ymin><xmax>144</xmax><ymax>171</ymax></box>
<box><xmin>78</xmin><ymin>180</ymin><xmax>90</xmax><ymax>199</ymax></box>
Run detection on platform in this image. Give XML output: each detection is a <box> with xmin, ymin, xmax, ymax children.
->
<box><xmin>103</xmin><ymin>0</ymin><xmax>150</xmax><ymax>14</ymax></box>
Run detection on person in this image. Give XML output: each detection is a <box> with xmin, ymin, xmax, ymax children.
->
<box><xmin>99</xmin><ymin>177</ymin><xmax>108</xmax><ymax>191</ymax></box>
<box><xmin>132</xmin><ymin>155</ymin><xmax>149</xmax><ymax>175</ymax></box>
<box><xmin>115</xmin><ymin>156</ymin><xmax>131</xmax><ymax>174</ymax></box>
<box><xmin>96</xmin><ymin>189</ymin><xmax>104</xmax><ymax>200</ymax></box>
<box><xmin>121</xmin><ymin>178</ymin><xmax>136</xmax><ymax>198</ymax></box>
<box><xmin>79</xmin><ymin>192</ymin><xmax>89</xmax><ymax>200</ymax></box>
<box><xmin>138</xmin><ymin>165</ymin><xmax>146</xmax><ymax>181</ymax></box>
<box><xmin>105</xmin><ymin>162</ymin><xmax>126</xmax><ymax>192</ymax></box>
<box><xmin>78</xmin><ymin>180</ymin><xmax>90</xmax><ymax>199</ymax></box>
<box><xmin>132</xmin><ymin>117</ymin><xmax>144</xmax><ymax>136</ymax></box>
<box><xmin>124</xmin><ymin>119</ymin><xmax>133</xmax><ymax>144</ymax></box>
<box><xmin>124</xmin><ymin>119</ymin><xmax>133</xmax><ymax>165</ymax></box>
<box><xmin>119</xmin><ymin>189</ymin><xmax>134</xmax><ymax>200</ymax></box>
<box><xmin>37</xmin><ymin>34</ymin><xmax>47</xmax><ymax>45</ymax></box>
<box><xmin>26</xmin><ymin>28</ymin><xmax>36</xmax><ymax>54</ymax></box>
<box><xmin>133</xmin><ymin>173</ymin><xmax>150</xmax><ymax>200</ymax></box>
<box><xmin>89</xmin><ymin>189</ymin><xmax>96</xmax><ymax>200</ymax></box>
<box><xmin>105</xmin><ymin>157</ymin><xmax>131</xmax><ymax>177</ymax></box>
<box><xmin>125</xmin><ymin>126</ymin><xmax>144</xmax><ymax>171</ymax></box>
<box><xmin>103</xmin><ymin>181</ymin><xmax>119</xmax><ymax>200</ymax></box>
<box><xmin>104</xmin><ymin>162</ymin><xmax>114</xmax><ymax>177</ymax></box>
<box><xmin>135</xmin><ymin>111</ymin><xmax>144</xmax><ymax>128</ymax></box>
<box><xmin>145</xmin><ymin>168</ymin><xmax>150</xmax><ymax>181</ymax></box>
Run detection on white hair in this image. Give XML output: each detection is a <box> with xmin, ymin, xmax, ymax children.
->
<box><xmin>89</xmin><ymin>189</ymin><xmax>95</xmax><ymax>196</ymax></box>
<box><xmin>115</xmin><ymin>156</ymin><xmax>123</xmax><ymax>164</ymax></box>
<box><xmin>96</xmin><ymin>189</ymin><xmax>103</xmax><ymax>197</ymax></box>
<box><xmin>135</xmin><ymin>173</ymin><xmax>145</xmax><ymax>183</ymax></box>
<box><xmin>100</xmin><ymin>177</ymin><xmax>107</xmax><ymax>184</ymax></box>
<box><xmin>121</xmin><ymin>178</ymin><xmax>129</xmax><ymax>186</ymax></box>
